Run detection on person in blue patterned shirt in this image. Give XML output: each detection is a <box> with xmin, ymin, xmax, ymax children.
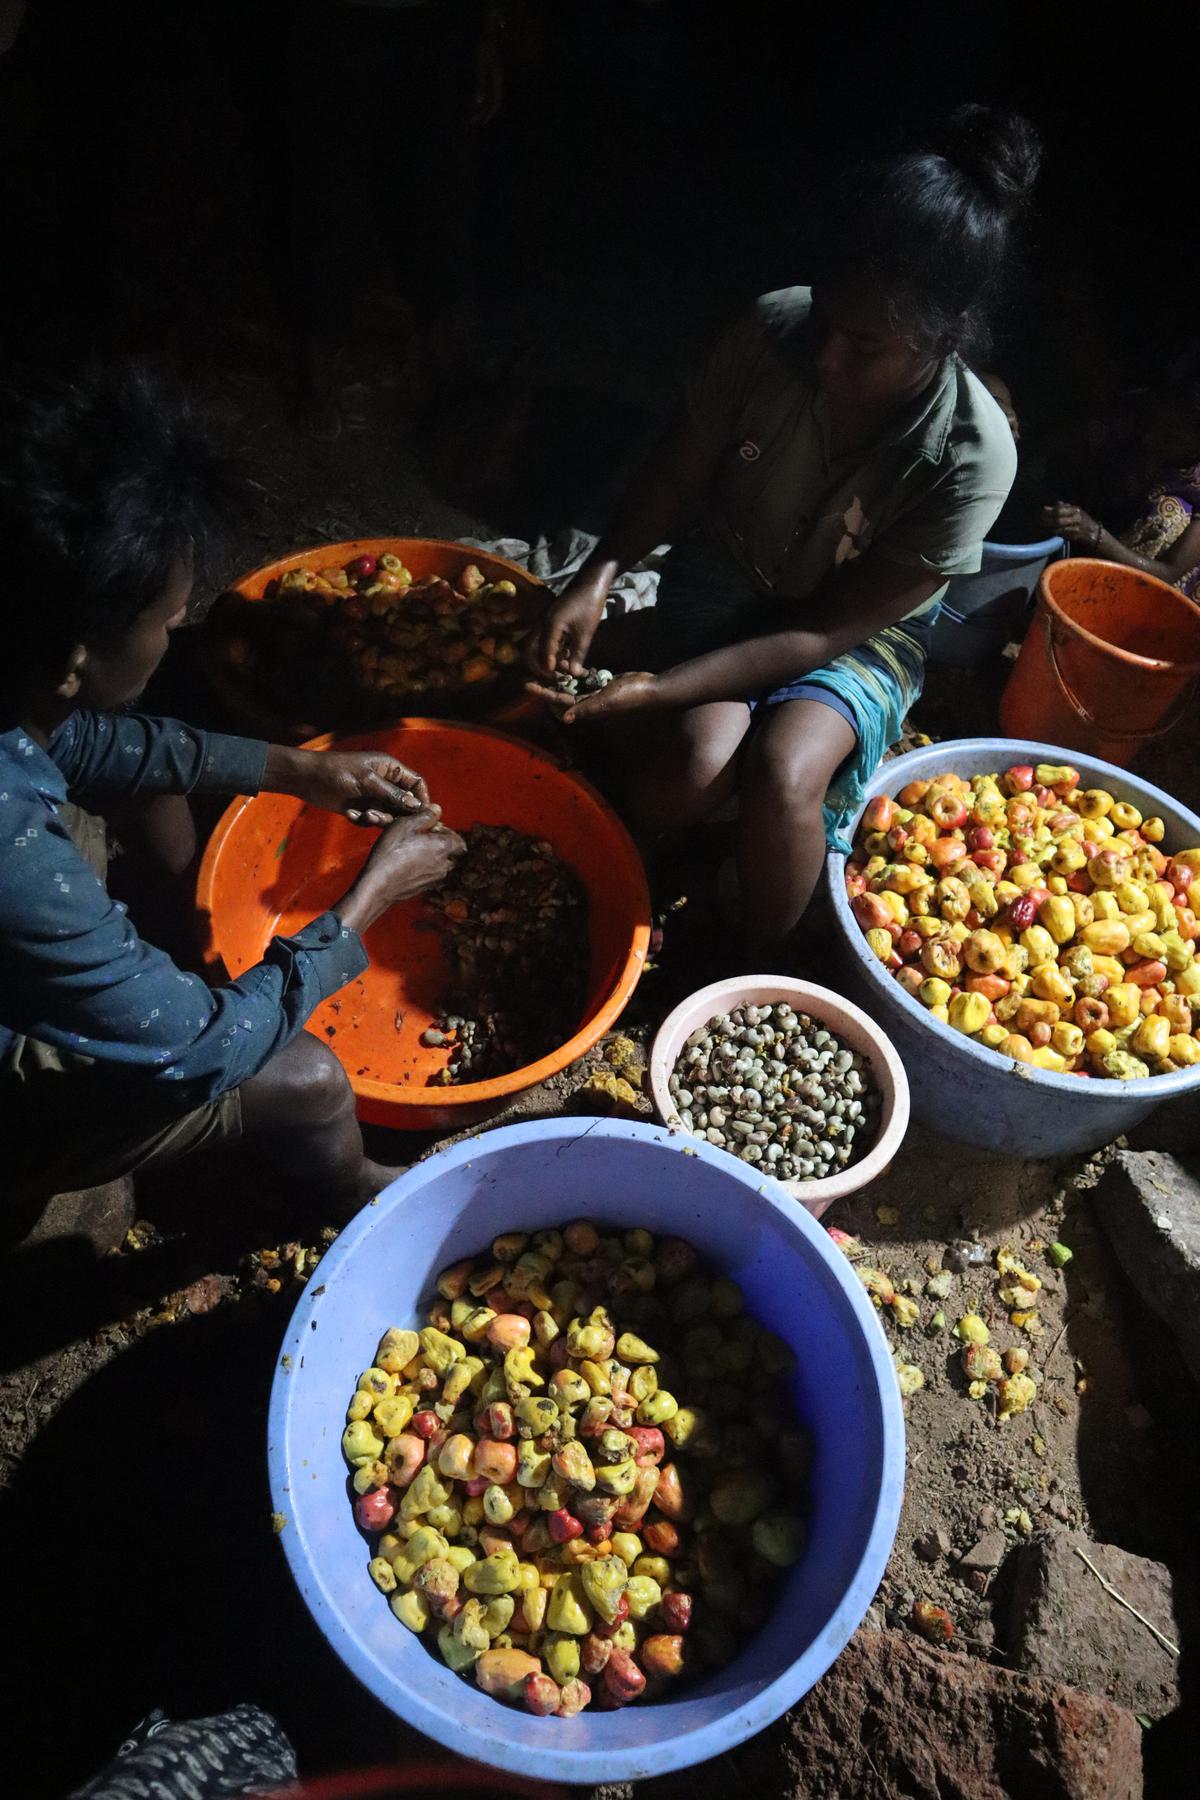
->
<box><xmin>0</xmin><ymin>366</ymin><xmax>463</xmax><ymax>1235</ymax></box>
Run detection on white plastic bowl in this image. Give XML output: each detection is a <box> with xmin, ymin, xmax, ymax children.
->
<box><xmin>649</xmin><ymin>976</ymin><xmax>910</xmax><ymax>1218</ymax></box>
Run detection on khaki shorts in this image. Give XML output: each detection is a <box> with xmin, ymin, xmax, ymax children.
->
<box><xmin>0</xmin><ymin>803</ymin><xmax>242</xmax><ymax>1234</ymax></box>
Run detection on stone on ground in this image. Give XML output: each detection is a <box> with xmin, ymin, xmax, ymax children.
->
<box><xmin>959</xmin><ymin>1529</ymin><xmax>1009</xmax><ymax>1572</ymax></box>
<box><xmin>1093</xmin><ymin>1149</ymin><xmax>1200</xmax><ymax>1382</ymax></box>
<box><xmin>19</xmin><ymin>1177</ymin><xmax>136</xmax><ymax>1258</ymax></box>
<box><xmin>750</xmin><ymin>1629</ymin><xmax>1144</xmax><ymax>1800</ymax></box>
<box><xmin>1006</xmin><ymin>1533</ymin><xmax>1180</xmax><ymax>1722</ymax></box>
<box><xmin>583</xmin><ymin>1629</ymin><xmax>1144</xmax><ymax>1800</ymax></box>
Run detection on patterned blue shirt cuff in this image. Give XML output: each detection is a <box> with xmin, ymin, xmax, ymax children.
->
<box><xmin>281</xmin><ymin>911</ymin><xmax>370</xmax><ymax>1002</ymax></box>
<box><xmin>198</xmin><ymin>733</ymin><xmax>270</xmax><ymax>796</ymax></box>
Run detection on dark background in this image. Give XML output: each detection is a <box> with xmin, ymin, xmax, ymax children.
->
<box><xmin>3</xmin><ymin>0</ymin><xmax>1198</xmax><ymax>534</ymax></box>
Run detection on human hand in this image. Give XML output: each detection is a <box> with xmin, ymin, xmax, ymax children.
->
<box><xmin>525</xmin><ymin>670</ymin><xmax>661</xmax><ymax>724</ymax></box>
<box><xmin>528</xmin><ymin>572</ymin><xmax>610</xmax><ymax>678</ymax></box>
<box><xmin>269</xmin><ymin>747</ymin><xmax>431</xmax><ymax>825</ymax></box>
<box><xmin>1043</xmin><ymin>502</ymin><xmax>1100</xmax><ymax>546</ymax></box>
<box><xmin>360</xmin><ymin>809</ymin><xmax>465</xmax><ymax>901</ymax></box>
<box><xmin>337</xmin><ymin>809</ymin><xmax>466</xmax><ymax>935</ymax></box>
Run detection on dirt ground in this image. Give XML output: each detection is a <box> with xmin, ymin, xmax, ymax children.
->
<box><xmin>4</xmin><ymin>789</ymin><xmax>1199</xmax><ymax>1799</ymax></box>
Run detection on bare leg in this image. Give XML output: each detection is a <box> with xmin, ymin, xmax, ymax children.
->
<box><xmin>623</xmin><ymin>701</ymin><xmax>752</xmax><ymax>839</ymax></box>
<box><xmin>108</xmin><ymin>793</ymin><xmax>200</xmax><ymax>963</ymax></box>
<box><xmin>737</xmin><ymin>699</ymin><xmax>858</xmax><ymax>944</ymax></box>
<box><xmin>121</xmin><ymin>791</ymin><xmax>197</xmax><ymax>879</ymax></box>
<box><xmin>238</xmin><ymin>1033</ymin><xmax>394</xmax><ymax>1216</ymax></box>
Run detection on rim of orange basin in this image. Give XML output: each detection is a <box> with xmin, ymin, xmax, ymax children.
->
<box><xmin>1041</xmin><ymin>556</ymin><xmax>1200</xmax><ymax>675</ymax></box>
<box><xmin>230</xmin><ymin>536</ymin><xmax>549</xmax><ymax>600</ymax></box>
<box><xmin>204</xmin><ymin>537</ymin><xmax>551</xmax><ymax>743</ymax></box>
<box><xmin>195</xmin><ymin>718</ymin><xmax>653</xmax><ymax>1113</ymax></box>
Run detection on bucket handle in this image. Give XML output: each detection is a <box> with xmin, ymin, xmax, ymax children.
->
<box><xmin>1044</xmin><ymin>609</ymin><xmax>1199</xmax><ymax>743</ymax></box>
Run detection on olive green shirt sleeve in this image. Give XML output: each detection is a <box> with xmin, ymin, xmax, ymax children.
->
<box><xmin>872</xmin><ymin>373</ymin><xmax>1018</xmax><ymax>579</ymax></box>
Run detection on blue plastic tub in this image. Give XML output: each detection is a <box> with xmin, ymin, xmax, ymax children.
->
<box><xmin>827</xmin><ymin>737</ymin><xmax>1200</xmax><ymax>1156</ymax></box>
<box><xmin>268</xmin><ymin>1119</ymin><xmax>904</xmax><ymax>1785</ymax></box>
<box><xmin>930</xmin><ymin>537</ymin><xmax>1066</xmax><ymax>668</ymax></box>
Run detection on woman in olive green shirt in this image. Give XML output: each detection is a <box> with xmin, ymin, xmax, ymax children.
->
<box><xmin>531</xmin><ymin>105</ymin><xmax>1039</xmax><ymax>953</ymax></box>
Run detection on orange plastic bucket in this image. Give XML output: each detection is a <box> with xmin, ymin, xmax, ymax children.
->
<box><xmin>1000</xmin><ymin>558</ymin><xmax>1200</xmax><ymax>766</ymax></box>
<box><xmin>195</xmin><ymin>720</ymin><xmax>651</xmax><ymax>1130</ymax></box>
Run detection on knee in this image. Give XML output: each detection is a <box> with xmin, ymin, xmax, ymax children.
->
<box><xmin>745</xmin><ymin>739</ymin><xmax>827</xmax><ymax>817</ymax></box>
<box><xmin>628</xmin><ymin>749</ymin><xmax>721</xmax><ymax>832</ymax></box>
<box><xmin>263</xmin><ymin>1033</ymin><xmax>355</xmax><ymax>1127</ymax></box>
<box><xmin>294</xmin><ymin>1035</ymin><xmax>355</xmax><ymax>1123</ymax></box>
<box><xmin>653</xmin><ymin>723</ymin><xmax>740</xmax><ymax>805</ymax></box>
<box><xmin>682</xmin><ymin>736</ymin><xmax>737</xmax><ymax>797</ymax></box>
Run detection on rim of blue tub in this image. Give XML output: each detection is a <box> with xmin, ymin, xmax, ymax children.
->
<box><xmin>826</xmin><ymin>736</ymin><xmax>1200</xmax><ymax>1107</ymax></box>
<box><xmin>980</xmin><ymin>535</ymin><xmax>1066</xmax><ymax>562</ymax></box>
<box><xmin>266</xmin><ymin>1117</ymin><xmax>906</xmax><ymax>1783</ymax></box>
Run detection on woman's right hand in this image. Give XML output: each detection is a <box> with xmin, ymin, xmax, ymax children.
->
<box><xmin>530</xmin><ymin>571</ymin><xmax>611</xmax><ymax>677</ymax></box>
<box><xmin>336</xmin><ymin>808</ymin><xmax>465</xmax><ymax>935</ymax></box>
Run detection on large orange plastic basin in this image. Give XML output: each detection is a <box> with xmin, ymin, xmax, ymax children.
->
<box><xmin>195</xmin><ymin>720</ymin><xmax>651</xmax><ymax>1129</ymax></box>
<box><xmin>201</xmin><ymin>537</ymin><xmax>549</xmax><ymax>742</ymax></box>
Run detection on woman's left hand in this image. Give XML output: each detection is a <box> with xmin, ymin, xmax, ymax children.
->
<box><xmin>273</xmin><ymin>748</ymin><xmax>431</xmax><ymax>824</ymax></box>
<box><xmin>525</xmin><ymin>671</ymin><xmax>662</xmax><ymax>724</ymax></box>
<box><xmin>1043</xmin><ymin>501</ymin><xmax>1100</xmax><ymax>546</ymax></box>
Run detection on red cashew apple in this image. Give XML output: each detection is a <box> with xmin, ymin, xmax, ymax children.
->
<box><xmin>602</xmin><ymin>1649</ymin><xmax>647</xmax><ymax>1706</ymax></box>
<box><xmin>929</xmin><ymin>837</ymin><xmax>967</xmax><ymax>871</ymax></box>
<box><xmin>851</xmin><ymin>891</ymin><xmax>894</xmax><ymax>931</ymax></box>
<box><xmin>929</xmin><ymin>791</ymin><xmax>969</xmax><ymax>830</ymax></box>
<box><xmin>658</xmin><ymin>1589</ymin><xmax>693</xmax><ymax>1633</ymax></box>
<box><xmin>353</xmin><ymin>1486</ymin><xmax>398</xmax><ymax>1532</ymax></box>
<box><xmin>547</xmin><ymin>1508</ymin><xmax>584</xmax><ymax>1544</ymax></box>
<box><xmin>1007</xmin><ymin>895</ymin><xmax>1037</xmax><ymax>931</ymax></box>
<box><xmin>642</xmin><ymin>1519</ymin><xmax>681</xmax><ymax>1557</ymax></box>
<box><xmin>625</xmin><ymin>1426</ymin><xmax>666</xmax><ymax>1466</ymax></box>
<box><xmin>524</xmin><ymin>1673</ymin><xmax>561</xmax><ymax>1716</ymax></box>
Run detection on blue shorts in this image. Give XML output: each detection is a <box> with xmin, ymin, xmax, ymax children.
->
<box><xmin>646</xmin><ymin>534</ymin><xmax>937</xmax><ymax>849</ymax></box>
<box><xmin>752</xmin><ymin>679</ymin><xmax>860</xmax><ymax>736</ymax></box>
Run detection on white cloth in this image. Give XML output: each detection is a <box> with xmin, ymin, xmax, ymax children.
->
<box><xmin>459</xmin><ymin>528</ymin><xmax>669</xmax><ymax>616</ymax></box>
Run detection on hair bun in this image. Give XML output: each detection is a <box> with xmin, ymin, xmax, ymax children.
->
<box><xmin>934</xmin><ymin>104</ymin><xmax>1042</xmax><ymax>220</ymax></box>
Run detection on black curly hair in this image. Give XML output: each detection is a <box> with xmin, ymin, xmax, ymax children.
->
<box><xmin>813</xmin><ymin>104</ymin><xmax>1043</xmax><ymax>361</ymax></box>
<box><xmin>0</xmin><ymin>364</ymin><xmax>256</xmax><ymax>680</ymax></box>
